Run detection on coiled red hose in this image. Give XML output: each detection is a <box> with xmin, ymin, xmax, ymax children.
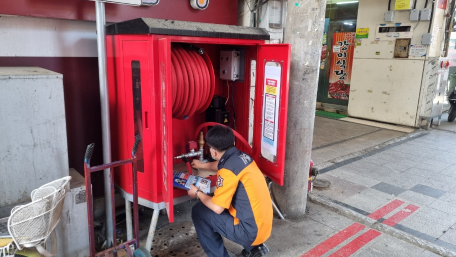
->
<box><xmin>171</xmin><ymin>45</ymin><xmax>215</xmax><ymax>119</ymax></box>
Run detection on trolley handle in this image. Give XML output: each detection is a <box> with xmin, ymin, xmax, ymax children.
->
<box><xmin>132</xmin><ymin>134</ymin><xmax>141</xmax><ymax>157</ymax></box>
<box><xmin>84</xmin><ymin>143</ymin><xmax>95</xmax><ymax>165</ymax></box>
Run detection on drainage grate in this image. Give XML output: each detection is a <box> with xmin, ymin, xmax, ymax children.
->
<box><xmin>151</xmin><ymin>221</ymin><xmax>205</xmax><ymax>257</ymax></box>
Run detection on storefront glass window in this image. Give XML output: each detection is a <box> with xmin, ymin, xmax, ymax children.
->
<box><xmin>317</xmin><ymin>0</ymin><xmax>359</xmax><ymax>106</ymax></box>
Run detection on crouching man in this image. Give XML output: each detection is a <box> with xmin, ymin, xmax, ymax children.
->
<box><xmin>188</xmin><ymin>125</ymin><xmax>272</xmax><ymax>257</ymax></box>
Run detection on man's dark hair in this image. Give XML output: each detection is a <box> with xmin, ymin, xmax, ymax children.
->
<box><xmin>205</xmin><ymin>125</ymin><xmax>235</xmax><ymax>151</ymax></box>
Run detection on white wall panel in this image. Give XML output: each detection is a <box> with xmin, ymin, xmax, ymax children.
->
<box><xmin>348</xmin><ymin>59</ymin><xmax>424</xmax><ymax>126</ymax></box>
<box><xmin>0</xmin><ymin>15</ymin><xmax>97</xmax><ymax>57</ymax></box>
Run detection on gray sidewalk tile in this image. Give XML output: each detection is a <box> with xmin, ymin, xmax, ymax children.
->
<box><xmin>399</xmin><ymin>216</ymin><xmax>447</xmax><ymax>238</ymax></box>
<box><xmin>409</xmin><ymin>141</ymin><xmax>450</xmax><ymax>152</ymax></box>
<box><xmin>354</xmin><ymin>233</ymin><xmax>425</xmax><ymax>257</ymax></box>
<box><xmin>343</xmin><ymin>174</ymin><xmax>381</xmax><ymax>188</ymax></box>
<box><xmin>343</xmin><ymin>166</ymin><xmax>381</xmax><ymax>178</ymax></box>
<box><xmin>413</xmin><ymin>163</ymin><xmax>449</xmax><ymax>173</ymax></box>
<box><xmin>362</xmin><ymin>166</ymin><xmax>401</xmax><ymax>181</ymax></box>
<box><xmin>306</xmin><ymin>201</ymin><xmax>330</xmax><ymax>216</ymax></box>
<box><xmin>267</xmin><ymin>217</ymin><xmax>337</xmax><ymax>257</ymax></box>
<box><xmin>393</xmin><ymin>224</ymin><xmax>437</xmax><ymax>243</ymax></box>
<box><xmin>332</xmin><ymin>167</ymin><xmax>381</xmax><ymax>187</ymax></box>
<box><xmin>372</xmin><ymin>182</ymin><xmax>407</xmax><ymax>196</ymax></box>
<box><xmin>440</xmin><ymin>193</ymin><xmax>456</xmax><ymax>205</ymax></box>
<box><xmin>389</xmin><ymin>146</ymin><xmax>435</xmax><ymax>158</ymax></box>
<box><xmin>419</xmin><ymin>179</ymin><xmax>456</xmax><ymax>192</ymax></box>
<box><xmin>352</xmin><ymin>247</ymin><xmax>390</xmax><ymax>257</ymax></box>
<box><xmin>405</xmin><ymin>167</ymin><xmax>436</xmax><ymax>178</ymax></box>
<box><xmin>377</xmin><ymin>150</ymin><xmax>417</xmax><ymax>162</ymax></box>
<box><xmin>313</xmin><ymin>174</ymin><xmax>368</xmax><ymax>202</ymax></box>
<box><xmin>438</xmin><ymin>166</ymin><xmax>456</xmax><ymax>178</ymax></box>
<box><xmin>435</xmin><ymin>152</ymin><xmax>456</xmax><ymax>161</ymax></box>
<box><xmin>409</xmin><ymin>207</ymin><xmax>456</xmax><ymax>227</ymax></box>
<box><xmin>360</xmin><ymin>155</ymin><xmax>391</xmax><ymax>166</ymax></box>
<box><xmin>429</xmin><ymin>200</ymin><xmax>456</xmax><ymax>215</ymax></box>
<box><xmin>310</xmin><ymin>207</ymin><xmax>355</xmax><ymax>231</ymax></box>
<box><xmin>439</xmin><ymin>228</ymin><xmax>456</xmax><ymax>245</ymax></box>
<box><xmin>421</xmin><ymin>158</ymin><xmax>454</xmax><ymax>169</ymax></box>
<box><xmin>344</xmin><ymin>188</ymin><xmax>396</xmax><ymax>213</ymax></box>
<box><xmin>419</xmin><ymin>250</ymin><xmax>444</xmax><ymax>257</ymax></box>
<box><xmin>397</xmin><ymin>191</ymin><xmax>437</xmax><ymax>206</ymax></box>
<box><xmin>325</xmin><ymin>168</ymin><xmax>357</xmax><ymax>180</ymax></box>
<box><xmin>434</xmin><ymin>239</ymin><xmax>456</xmax><ymax>252</ymax></box>
<box><xmin>382</xmin><ymin>159</ymin><xmax>417</xmax><ymax>172</ymax></box>
<box><xmin>383</xmin><ymin>172</ymin><xmax>427</xmax><ymax>189</ymax></box>
<box><xmin>343</xmin><ymin>161</ymin><xmax>382</xmax><ymax>173</ymax></box>
<box><xmin>410</xmin><ymin>184</ymin><xmax>446</xmax><ymax>199</ymax></box>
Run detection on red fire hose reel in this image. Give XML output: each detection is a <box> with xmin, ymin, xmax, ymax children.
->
<box><xmin>171</xmin><ymin>44</ymin><xmax>215</xmax><ymax>119</ymax></box>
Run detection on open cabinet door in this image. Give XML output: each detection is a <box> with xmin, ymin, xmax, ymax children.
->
<box><xmin>158</xmin><ymin>38</ymin><xmax>174</xmax><ymax>222</ymax></box>
<box><xmin>253</xmin><ymin>44</ymin><xmax>291</xmax><ymax>186</ymax></box>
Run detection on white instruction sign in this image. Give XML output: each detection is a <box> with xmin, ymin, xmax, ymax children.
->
<box><xmin>261</xmin><ymin>64</ymin><xmax>282</xmax><ymax>156</ymax></box>
<box><xmin>409</xmin><ymin>45</ymin><xmax>427</xmax><ymax>57</ymax></box>
<box><xmin>333</xmin><ymin>45</ymin><xmax>341</xmax><ymax>53</ymax></box>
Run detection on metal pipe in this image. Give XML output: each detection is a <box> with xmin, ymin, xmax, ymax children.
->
<box><xmin>145</xmin><ymin>209</ymin><xmax>160</xmax><ymax>252</ymax></box>
<box><xmin>173</xmin><ymin>148</ymin><xmax>204</xmax><ymax>160</ymax></box>
<box><xmin>125</xmin><ymin>199</ymin><xmax>133</xmax><ymax>240</ymax></box>
<box><xmin>429</xmin><ymin>1</ymin><xmax>435</xmax><ymax>33</ymax></box>
<box><xmin>95</xmin><ymin>0</ymin><xmax>114</xmax><ymax>247</ymax></box>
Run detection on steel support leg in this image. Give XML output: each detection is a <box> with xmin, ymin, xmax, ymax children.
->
<box><xmin>268</xmin><ymin>181</ymin><xmax>285</xmax><ymax>220</ymax></box>
<box><xmin>145</xmin><ymin>209</ymin><xmax>160</xmax><ymax>252</ymax></box>
<box><xmin>125</xmin><ymin>199</ymin><xmax>133</xmax><ymax>240</ymax></box>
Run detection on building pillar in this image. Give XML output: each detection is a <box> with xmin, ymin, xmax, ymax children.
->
<box><xmin>271</xmin><ymin>0</ymin><xmax>327</xmax><ymax>218</ymax></box>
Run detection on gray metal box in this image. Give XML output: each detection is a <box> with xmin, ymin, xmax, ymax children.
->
<box><xmin>422</xmin><ymin>33</ymin><xmax>433</xmax><ymax>45</ymax></box>
<box><xmin>420</xmin><ymin>9</ymin><xmax>431</xmax><ymax>20</ymax></box>
<box><xmin>410</xmin><ymin>9</ymin><xmax>420</xmax><ymax>21</ymax></box>
<box><xmin>384</xmin><ymin>11</ymin><xmax>395</xmax><ymax>22</ymax></box>
<box><xmin>220</xmin><ymin>50</ymin><xmax>241</xmax><ymax>81</ymax></box>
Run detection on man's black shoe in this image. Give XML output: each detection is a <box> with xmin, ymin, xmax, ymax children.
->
<box><xmin>241</xmin><ymin>244</ymin><xmax>270</xmax><ymax>257</ymax></box>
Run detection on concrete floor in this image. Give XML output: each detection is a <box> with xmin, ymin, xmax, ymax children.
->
<box><xmin>138</xmin><ymin>116</ymin><xmax>444</xmax><ymax>257</ymax></box>
<box><xmin>5</xmin><ymin>115</ymin><xmax>455</xmax><ymax>257</ymax></box>
<box><xmin>312</xmin><ymin>117</ymin><xmax>408</xmax><ymax>168</ymax></box>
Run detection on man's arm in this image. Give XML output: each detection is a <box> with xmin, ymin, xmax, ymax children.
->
<box><xmin>188</xmin><ymin>184</ymin><xmax>224</xmax><ymax>214</ymax></box>
<box><xmin>191</xmin><ymin>159</ymin><xmax>219</xmax><ymax>171</ymax></box>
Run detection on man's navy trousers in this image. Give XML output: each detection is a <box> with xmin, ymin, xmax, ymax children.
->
<box><xmin>192</xmin><ymin>201</ymin><xmax>256</xmax><ymax>257</ymax></box>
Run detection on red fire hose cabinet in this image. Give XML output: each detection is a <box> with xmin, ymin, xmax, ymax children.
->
<box><xmin>106</xmin><ymin>18</ymin><xmax>291</xmax><ymax>223</ymax></box>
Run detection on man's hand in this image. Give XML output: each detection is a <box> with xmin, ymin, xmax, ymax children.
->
<box><xmin>188</xmin><ymin>184</ymin><xmax>224</xmax><ymax>214</ymax></box>
<box><xmin>187</xmin><ymin>184</ymin><xmax>199</xmax><ymax>198</ymax></box>
<box><xmin>191</xmin><ymin>159</ymin><xmax>205</xmax><ymax>170</ymax></box>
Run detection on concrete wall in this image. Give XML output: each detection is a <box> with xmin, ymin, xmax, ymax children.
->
<box><xmin>0</xmin><ymin>15</ymin><xmax>104</xmax><ymax>185</ymax></box>
<box><xmin>347</xmin><ymin>0</ymin><xmax>449</xmax><ymax>127</ymax></box>
<box><xmin>0</xmin><ymin>67</ymin><xmax>68</xmax><ymax>206</ymax></box>
<box><xmin>0</xmin><ymin>16</ymin><xmax>97</xmax><ymax>57</ymax></box>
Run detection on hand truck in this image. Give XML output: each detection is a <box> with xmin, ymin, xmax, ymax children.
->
<box><xmin>84</xmin><ymin>135</ymin><xmax>151</xmax><ymax>257</ymax></box>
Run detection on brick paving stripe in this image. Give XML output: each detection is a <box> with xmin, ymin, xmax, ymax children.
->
<box><xmin>382</xmin><ymin>204</ymin><xmax>419</xmax><ymax>227</ymax></box>
<box><xmin>328</xmin><ymin>229</ymin><xmax>382</xmax><ymax>257</ymax></box>
<box><xmin>301</xmin><ymin>223</ymin><xmax>365</xmax><ymax>257</ymax></box>
<box><xmin>367</xmin><ymin>199</ymin><xmax>405</xmax><ymax>220</ymax></box>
